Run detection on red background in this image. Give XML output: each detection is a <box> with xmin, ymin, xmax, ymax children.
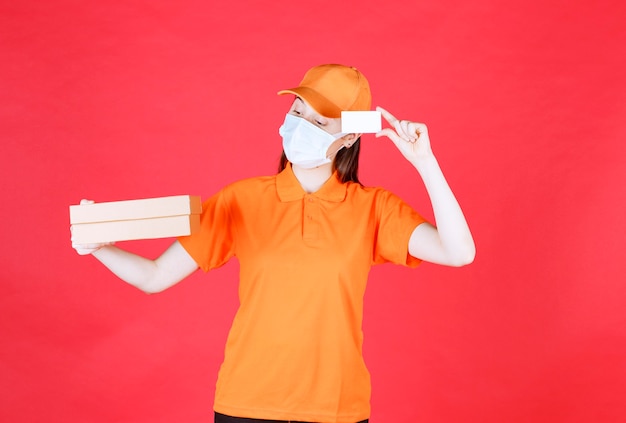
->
<box><xmin>2</xmin><ymin>1</ymin><xmax>625</xmax><ymax>422</ymax></box>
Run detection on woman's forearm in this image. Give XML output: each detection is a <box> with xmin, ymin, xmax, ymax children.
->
<box><xmin>92</xmin><ymin>245</ymin><xmax>160</xmax><ymax>292</ymax></box>
<box><xmin>91</xmin><ymin>241</ymin><xmax>198</xmax><ymax>293</ymax></box>
<box><xmin>413</xmin><ymin>155</ymin><xmax>476</xmax><ymax>265</ymax></box>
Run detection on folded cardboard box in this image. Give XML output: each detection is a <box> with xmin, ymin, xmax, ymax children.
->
<box><xmin>70</xmin><ymin>195</ymin><xmax>202</xmax><ymax>244</ymax></box>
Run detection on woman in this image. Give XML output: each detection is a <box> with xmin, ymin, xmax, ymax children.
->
<box><xmin>72</xmin><ymin>64</ymin><xmax>475</xmax><ymax>423</ymax></box>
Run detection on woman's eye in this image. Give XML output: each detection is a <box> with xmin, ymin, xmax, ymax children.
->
<box><xmin>315</xmin><ymin>120</ymin><xmax>325</xmax><ymax>126</ymax></box>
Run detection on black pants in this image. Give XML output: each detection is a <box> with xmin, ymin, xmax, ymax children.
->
<box><xmin>215</xmin><ymin>411</ymin><xmax>369</xmax><ymax>423</ymax></box>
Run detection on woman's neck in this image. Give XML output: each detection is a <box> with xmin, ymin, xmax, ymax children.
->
<box><xmin>292</xmin><ymin>163</ymin><xmax>333</xmax><ymax>193</ymax></box>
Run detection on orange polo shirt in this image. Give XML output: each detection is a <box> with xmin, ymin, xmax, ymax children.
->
<box><xmin>179</xmin><ymin>164</ymin><xmax>426</xmax><ymax>423</ymax></box>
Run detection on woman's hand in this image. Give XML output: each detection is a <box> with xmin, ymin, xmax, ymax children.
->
<box><xmin>70</xmin><ymin>199</ymin><xmax>114</xmax><ymax>255</ymax></box>
<box><xmin>375</xmin><ymin>106</ymin><xmax>433</xmax><ymax>167</ymax></box>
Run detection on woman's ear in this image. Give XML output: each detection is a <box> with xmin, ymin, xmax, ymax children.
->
<box><xmin>342</xmin><ymin>133</ymin><xmax>361</xmax><ymax>148</ymax></box>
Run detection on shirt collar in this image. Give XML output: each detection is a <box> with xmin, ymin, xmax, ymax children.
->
<box><xmin>276</xmin><ymin>163</ymin><xmax>347</xmax><ymax>203</ymax></box>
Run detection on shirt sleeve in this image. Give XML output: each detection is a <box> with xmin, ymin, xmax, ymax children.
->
<box><xmin>373</xmin><ymin>190</ymin><xmax>428</xmax><ymax>267</ymax></box>
<box><xmin>178</xmin><ymin>189</ymin><xmax>235</xmax><ymax>272</ymax></box>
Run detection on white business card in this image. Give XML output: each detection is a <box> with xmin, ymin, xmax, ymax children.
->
<box><xmin>341</xmin><ymin>111</ymin><xmax>382</xmax><ymax>133</ymax></box>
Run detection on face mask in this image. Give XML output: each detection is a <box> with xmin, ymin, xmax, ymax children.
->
<box><xmin>279</xmin><ymin>113</ymin><xmax>345</xmax><ymax>169</ymax></box>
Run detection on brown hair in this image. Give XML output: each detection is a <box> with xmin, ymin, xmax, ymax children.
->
<box><xmin>278</xmin><ymin>138</ymin><xmax>362</xmax><ymax>184</ymax></box>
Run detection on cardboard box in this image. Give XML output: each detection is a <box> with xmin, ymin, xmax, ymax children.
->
<box><xmin>70</xmin><ymin>195</ymin><xmax>202</xmax><ymax>243</ymax></box>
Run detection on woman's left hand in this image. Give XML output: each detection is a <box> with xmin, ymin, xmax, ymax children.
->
<box><xmin>375</xmin><ymin>106</ymin><xmax>433</xmax><ymax>166</ymax></box>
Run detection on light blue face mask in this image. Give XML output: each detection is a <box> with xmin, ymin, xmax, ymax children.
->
<box><xmin>279</xmin><ymin>113</ymin><xmax>345</xmax><ymax>169</ymax></box>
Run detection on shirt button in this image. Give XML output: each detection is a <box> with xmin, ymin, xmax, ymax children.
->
<box><xmin>308</xmin><ymin>198</ymin><xmax>314</xmax><ymax>202</ymax></box>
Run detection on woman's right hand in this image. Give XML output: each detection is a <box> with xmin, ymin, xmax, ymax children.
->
<box><xmin>70</xmin><ymin>199</ymin><xmax>114</xmax><ymax>255</ymax></box>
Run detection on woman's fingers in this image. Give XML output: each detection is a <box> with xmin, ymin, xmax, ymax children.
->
<box><xmin>399</xmin><ymin>120</ymin><xmax>416</xmax><ymax>142</ymax></box>
<box><xmin>375</xmin><ymin>127</ymin><xmax>398</xmax><ymax>140</ymax></box>
<box><xmin>376</xmin><ymin>106</ymin><xmax>398</xmax><ymax>125</ymax></box>
<box><xmin>376</xmin><ymin>106</ymin><xmax>424</xmax><ymax>143</ymax></box>
<box><xmin>71</xmin><ymin>237</ymin><xmax>102</xmax><ymax>255</ymax></box>
<box><xmin>376</xmin><ymin>107</ymin><xmax>405</xmax><ymax>142</ymax></box>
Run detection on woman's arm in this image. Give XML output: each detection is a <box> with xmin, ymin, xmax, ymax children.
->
<box><xmin>73</xmin><ymin>240</ymin><xmax>199</xmax><ymax>294</ymax></box>
<box><xmin>376</xmin><ymin>107</ymin><xmax>476</xmax><ymax>267</ymax></box>
<box><xmin>71</xmin><ymin>199</ymin><xmax>199</xmax><ymax>292</ymax></box>
<box><xmin>93</xmin><ymin>241</ymin><xmax>198</xmax><ymax>293</ymax></box>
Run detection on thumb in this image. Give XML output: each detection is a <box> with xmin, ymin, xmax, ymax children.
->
<box><xmin>375</xmin><ymin>128</ymin><xmax>397</xmax><ymax>139</ymax></box>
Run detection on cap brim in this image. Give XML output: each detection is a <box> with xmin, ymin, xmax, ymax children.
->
<box><xmin>277</xmin><ymin>87</ymin><xmax>342</xmax><ymax>119</ymax></box>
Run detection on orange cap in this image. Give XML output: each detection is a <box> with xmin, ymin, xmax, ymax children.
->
<box><xmin>278</xmin><ymin>64</ymin><xmax>372</xmax><ymax>118</ymax></box>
